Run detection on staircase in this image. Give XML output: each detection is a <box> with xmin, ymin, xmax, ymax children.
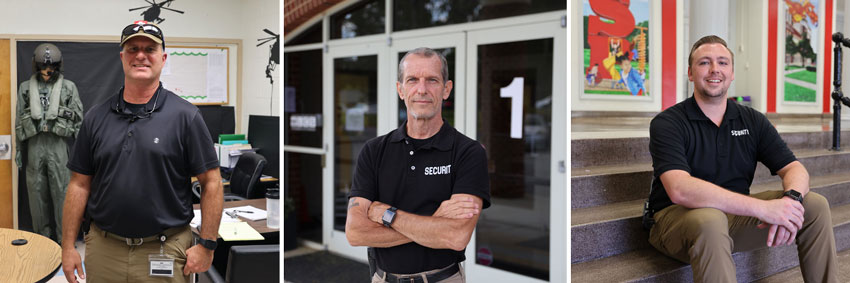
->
<box><xmin>570</xmin><ymin>127</ymin><xmax>850</xmax><ymax>282</ymax></box>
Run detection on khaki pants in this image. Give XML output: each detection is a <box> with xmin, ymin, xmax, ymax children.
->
<box><xmin>649</xmin><ymin>190</ymin><xmax>837</xmax><ymax>283</ymax></box>
<box><xmin>85</xmin><ymin>224</ymin><xmax>192</xmax><ymax>283</ymax></box>
<box><xmin>371</xmin><ymin>263</ymin><xmax>464</xmax><ymax>283</ymax></box>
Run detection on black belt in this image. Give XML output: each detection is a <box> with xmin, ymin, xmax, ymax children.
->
<box><xmin>377</xmin><ymin>263</ymin><xmax>459</xmax><ymax>283</ymax></box>
<box><xmin>93</xmin><ymin>223</ymin><xmax>186</xmax><ymax>246</ymax></box>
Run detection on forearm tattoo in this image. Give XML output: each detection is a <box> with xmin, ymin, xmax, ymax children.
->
<box><xmin>348</xmin><ymin>198</ymin><xmax>360</xmax><ymax>209</ymax></box>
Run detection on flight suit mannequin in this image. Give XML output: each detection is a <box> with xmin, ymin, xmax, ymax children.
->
<box><xmin>15</xmin><ymin>43</ymin><xmax>83</xmax><ymax>242</ymax></box>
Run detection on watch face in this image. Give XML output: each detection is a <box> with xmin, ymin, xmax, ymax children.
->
<box><xmin>786</xmin><ymin>190</ymin><xmax>802</xmax><ymax>201</ymax></box>
<box><xmin>382</xmin><ymin>210</ymin><xmax>394</xmax><ymax>223</ymax></box>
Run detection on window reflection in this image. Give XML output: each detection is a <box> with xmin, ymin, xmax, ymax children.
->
<box><xmin>284</xmin><ymin>50</ymin><xmax>323</xmax><ymax>148</ymax></box>
<box><xmin>285</xmin><ymin>23</ymin><xmax>322</xmax><ymax>46</ymax></box>
<box><xmin>397</xmin><ymin>48</ymin><xmax>455</xmax><ymax>127</ymax></box>
<box><xmin>394</xmin><ymin>0</ymin><xmax>565</xmax><ymax>32</ymax></box>
<box><xmin>475</xmin><ymin>38</ymin><xmax>553</xmax><ymax>280</ymax></box>
<box><xmin>284</xmin><ymin>152</ymin><xmax>323</xmax><ymax>243</ymax></box>
<box><xmin>330</xmin><ymin>0</ymin><xmax>386</xmax><ymax>39</ymax></box>
<box><xmin>334</xmin><ymin>55</ymin><xmax>378</xmax><ymax>231</ymax></box>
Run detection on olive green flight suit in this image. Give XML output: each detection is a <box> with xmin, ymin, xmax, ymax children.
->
<box><xmin>15</xmin><ymin>74</ymin><xmax>83</xmax><ymax>242</ymax></box>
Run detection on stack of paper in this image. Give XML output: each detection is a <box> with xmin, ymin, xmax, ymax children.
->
<box><xmin>190</xmin><ymin>209</ymin><xmax>242</xmax><ymax>229</ymax></box>
<box><xmin>218</xmin><ymin>222</ymin><xmax>264</xmax><ymax>241</ymax></box>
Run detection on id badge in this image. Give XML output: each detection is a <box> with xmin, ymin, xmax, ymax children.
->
<box><xmin>149</xmin><ymin>254</ymin><xmax>175</xmax><ymax>277</ymax></box>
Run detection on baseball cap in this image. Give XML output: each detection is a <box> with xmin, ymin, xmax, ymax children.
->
<box><xmin>120</xmin><ymin>21</ymin><xmax>165</xmax><ymax>48</ymax></box>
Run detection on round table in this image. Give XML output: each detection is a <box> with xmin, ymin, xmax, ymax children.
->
<box><xmin>0</xmin><ymin>228</ymin><xmax>61</xmax><ymax>283</ymax></box>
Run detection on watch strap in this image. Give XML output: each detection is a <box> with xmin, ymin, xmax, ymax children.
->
<box><xmin>782</xmin><ymin>190</ymin><xmax>803</xmax><ymax>203</ymax></box>
<box><xmin>198</xmin><ymin>238</ymin><xmax>217</xmax><ymax>250</ymax></box>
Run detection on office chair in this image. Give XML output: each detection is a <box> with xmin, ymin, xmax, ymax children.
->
<box><xmin>193</xmin><ymin>152</ymin><xmax>267</xmax><ymax>201</ymax></box>
<box><xmin>197</xmin><ymin>244</ymin><xmax>280</xmax><ymax>283</ymax></box>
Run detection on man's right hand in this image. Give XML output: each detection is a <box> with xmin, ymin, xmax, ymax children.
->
<box><xmin>433</xmin><ymin>195</ymin><xmax>480</xmax><ymax>219</ymax></box>
<box><xmin>62</xmin><ymin>247</ymin><xmax>85</xmax><ymax>283</ymax></box>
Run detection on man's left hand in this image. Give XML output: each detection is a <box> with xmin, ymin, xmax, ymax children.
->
<box><xmin>183</xmin><ymin>244</ymin><xmax>215</xmax><ymax>275</ymax></box>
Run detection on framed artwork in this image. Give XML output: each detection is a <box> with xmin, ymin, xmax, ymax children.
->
<box><xmin>783</xmin><ymin>0</ymin><xmax>819</xmax><ymax>103</ymax></box>
<box><xmin>583</xmin><ymin>0</ymin><xmax>650</xmax><ymax>97</ymax></box>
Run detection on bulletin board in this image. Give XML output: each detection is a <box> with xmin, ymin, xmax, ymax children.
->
<box><xmin>161</xmin><ymin>46</ymin><xmax>229</xmax><ymax>105</ymax></box>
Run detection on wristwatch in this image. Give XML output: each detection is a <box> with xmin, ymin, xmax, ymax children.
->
<box><xmin>198</xmin><ymin>238</ymin><xmax>217</xmax><ymax>250</ymax></box>
<box><xmin>782</xmin><ymin>190</ymin><xmax>803</xmax><ymax>203</ymax></box>
<box><xmin>382</xmin><ymin>207</ymin><xmax>398</xmax><ymax>228</ymax></box>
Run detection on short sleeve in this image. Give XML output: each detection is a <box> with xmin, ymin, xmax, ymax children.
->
<box><xmin>348</xmin><ymin>142</ymin><xmax>377</xmax><ymax>201</ymax></box>
<box><xmin>649</xmin><ymin>113</ymin><xmax>691</xmax><ymax>177</ymax></box>
<box><xmin>755</xmin><ymin>114</ymin><xmax>796</xmax><ymax>174</ymax></box>
<box><xmin>67</xmin><ymin>116</ymin><xmax>94</xmax><ymax>175</ymax></box>
<box><xmin>186</xmin><ymin>110</ymin><xmax>220</xmax><ymax>176</ymax></box>
<box><xmin>451</xmin><ymin>142</ymin><xmax>491</xmax><ymax>209</ymax></box>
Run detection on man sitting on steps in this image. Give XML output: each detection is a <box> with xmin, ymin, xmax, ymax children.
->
<box><xmin>644</xmin><ymin>35</ymin><xmax>838</xmax><ymax>283</ymax></box>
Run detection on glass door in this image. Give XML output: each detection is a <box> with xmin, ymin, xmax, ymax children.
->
<box><xmin>283</xmin><ymin>49</ymin><xmax>325</xmax><ymax>245</ymax></box>
<box><xmin>464</xmin><ymin>20</ymin><xmax>567</xmax><ymax>282</ymax></box>
<box><xmin>324</xmin><ymin>41</ymin><xmax>390</xmax><ymax>260</ymax></box>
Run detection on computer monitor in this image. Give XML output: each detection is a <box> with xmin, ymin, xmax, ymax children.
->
<box><xmin>198</xmin><ymin>106</ymin><xmax>236</xmax><ymax>144</ymax></box>
<box><xmin>248</xmin><ymin>115</ymin><xmax>280</xmax><ymax>178</ymax></box>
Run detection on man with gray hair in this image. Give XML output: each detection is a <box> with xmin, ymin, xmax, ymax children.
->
<box><xmin>346</xmin><ymin>47</ymin><xmax>491</xmax><ymax>282</ymax></box>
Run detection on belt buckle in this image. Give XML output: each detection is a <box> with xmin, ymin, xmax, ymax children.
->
<box><xmin>397</xmin><ymin>277</ymin><xmax>416</xmax><ymax>283</ymax></box>
<box><xmin>126</xmin><ymin>238</ymin><xmax>144</xmax><ymax>246</ymax></box>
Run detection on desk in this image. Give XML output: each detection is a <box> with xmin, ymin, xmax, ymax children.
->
<box><xmin>190</xmin><ymin>176</ymin><xmax>278</xmax><ymax>187</ymax></box>
<box><xmin>192</xmin><ymin>198</ymin><xmax>278</xmax><ymax>235</ymax></box>
<box><xmin>192</xmin><ymin>199</ymin><xmax>279</xmax><ymax>279</ymax></box>
<box><xmin>0</xmin><ymin>228</ymin><xmax>61</xmax><ymax>283</ymax></box>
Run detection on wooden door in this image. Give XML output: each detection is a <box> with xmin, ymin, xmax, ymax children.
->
<box><xmin>0</xmin><ymin>39</ymin><xmax>12</xmax><ymax>228</ymax></box>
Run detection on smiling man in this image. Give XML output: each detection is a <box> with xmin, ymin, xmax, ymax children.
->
<box><xmin>60</xmin><ymin>21</ymin><xmax>223</xmax><ymax>283</ymax></box>
<box><xmin>346</xmin><ymin>47</ymin><xmax>491</xmax><ymax>283</ymax></box>
<box><xmin>644</xmin><ymin>35</ymin><xmax>837</xmax><ymax>282</ymax></box>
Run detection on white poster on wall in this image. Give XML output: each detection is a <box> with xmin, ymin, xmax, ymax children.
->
<box><xmin>161</xmin><ymin>46</ymin><xmax>229</xmax><ymax>104</ymax></box>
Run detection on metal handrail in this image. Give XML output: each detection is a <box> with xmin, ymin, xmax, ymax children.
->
<box><xmin>830</xmin><ymin>32</ymin><xmax>850</xmax><ymax>150</ymax></box>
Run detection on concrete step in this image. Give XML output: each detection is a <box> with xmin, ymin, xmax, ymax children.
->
<box><xmin>571</xmin><ymin>137</ymin><xmax>651</xmax><ymax>168</ymax></box>
<box><xmin>753</xmin><ymin>248</ymin><xmax>850</xmax><ymax>282</ymax></box>
<box><xmin>571</xmin><ymin>176</ymin><xmax>850</xmax><ymax>263</ymax></box>
<box><xmin>571</xmin><ymin>131</ymin><xmax>850</xmax><ymax>168</ymax></box>
<box><xmin>571</xmin><ymin>149</ymin><xmax>850</xmax><ymax>209</ymax></box>
<box><xmin>571</xmin><ymin>203</ymin><xmax>850</xmax><ymax>282</ymax></box>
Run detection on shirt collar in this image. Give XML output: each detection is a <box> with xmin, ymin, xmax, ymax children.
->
<box><xmin>112</xmin><ymin>83</ymin><xmax>167</xmax><ymax>114</ymax></box>
<box><xmin>683</xmin><ymin>95</ymin><xmax>740</xmax><ymax>123</ymax></box>
<box><xmin>390</xmin><ymin>119</ymin><xmax>454</xmax><ymax>151</ymax></box>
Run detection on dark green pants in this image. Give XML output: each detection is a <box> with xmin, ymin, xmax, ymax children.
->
<box><xmin>25</xmin><ymin>132</ymin><xmax>70</xmax><ymax>242</ymax></box>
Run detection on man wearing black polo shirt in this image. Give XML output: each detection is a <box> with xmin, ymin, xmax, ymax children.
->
<box><xmin>646</xmin><ymin>35</ymin><xmax>837</xmax><ymax>282</ymax></box>
<box><xmin>346</xmin><ymin>47</ymin><xmax>490</xmax><ymax>283</ymax></box>
<box><xmin>60</xmin><ymin>21</ymin><xmax>223</xmax><ymax>283</ymax></box>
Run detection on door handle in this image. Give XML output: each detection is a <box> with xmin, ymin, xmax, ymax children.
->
<box><xmin>0</xmin><ymin>135</ymin><xmax>10</xmax><ymax>160</ymax></box>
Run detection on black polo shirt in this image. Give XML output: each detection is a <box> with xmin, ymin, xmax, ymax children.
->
<box><xmin>68</xmin><ymin>84</ymin><xmax>219</xmax><ymax>238</ymax></box>
<box><xmin>648</xmin><ymin>96</ymin><xmax>796</xmax><ymax>212</ymax></box>
<box><xmin>349</xmin><ymin>120</ymin><xmax>491</xmax><ymax>274</ymax></box>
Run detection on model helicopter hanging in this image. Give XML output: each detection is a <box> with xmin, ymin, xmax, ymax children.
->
<box><xmin>129</xmin><ymin>0</ymin><xmax>185</xmax><ymax>24</ymax></box>
<box><xmin>258</xmin><ymin>28</ymin><xmax>280</xmax><ymax>85</ymax></box>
